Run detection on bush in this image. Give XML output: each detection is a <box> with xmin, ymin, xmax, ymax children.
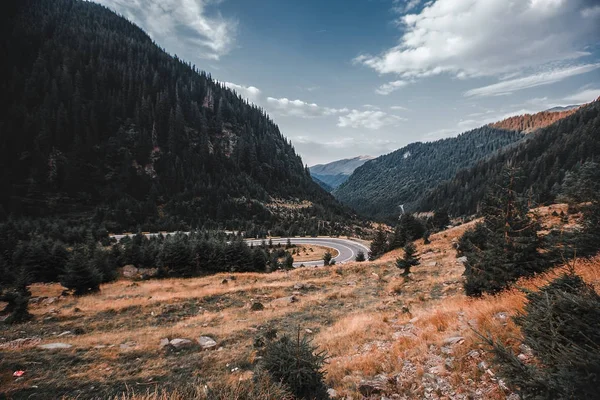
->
<box><xmin>488</xmin><ymin>271</ymin><xmax>600</xmax><ymax>399</ymax></box>
<box><xmin>263</xmin><ymin>332</ymin><xmax>329</xmax><ymax>400</ymax></box>
<box><xmin>323</xmin><ymin>251</ymin><xmax>333</xmax><ymax>266</ymax></box>
<box><xmin>355</xmin><ymin>250</ymin><xmax>366</xmax><ymax>262</ymax></box>
<box><xmin>60</xmin><ymin>245</ymin><xmax>102</xmax><ymax>295</ymax></box>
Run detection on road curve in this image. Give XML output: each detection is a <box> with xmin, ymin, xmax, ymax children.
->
<box><xmin>247</xmin><ymin>237</ymin><xmax>370</xmax><ymax>267</ymax></box>
<box><xmin>110</xmin><ymin>233</ymin><xmax>370</xmax><ymax>268</ymax></box>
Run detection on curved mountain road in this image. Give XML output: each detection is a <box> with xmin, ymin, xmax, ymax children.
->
<box><xmin>110</xmin><ymin>233</ymin><xmax>370</xmax><ymax>267</ymax></box>
<box><xmin>247</xmin><ymin>237</ymin><xmax>370</xmax><ymax>267</ymax></box>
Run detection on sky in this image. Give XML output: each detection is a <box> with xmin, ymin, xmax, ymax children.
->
<box><xmin>94</xmin><ymin>0</ymin><xmax>600</xmax><ymax>165</ymax></box>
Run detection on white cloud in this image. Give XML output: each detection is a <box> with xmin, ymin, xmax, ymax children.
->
<box><xmin>464</xmin><ymin>64</ymin><xmax>600</xmax><ymax>97</ymax></box>
<box><xmin>376</xmin><ymin>80</ymin><xmax>411</xmax><ymax>95</ymax></box>
<box><xmin>390</xmin><ymin>105</ymin><xmax>409</xmax><ymax>111</ymax></box>
<box><xmin>563</xmin><ymin>88</ymin><xmax>600</xmax><ymax>103</ymax></box>
<box><xmin>581</xmin><ymin>5</ymin><xmax>600</xmax><ymax>18</ymax></box>
<box><xmin>266</xmin><ymin>97</ymin><xmax>348</xmax><ymax>118</ymax></box>
<box><xmin>337</xmin><ymin>110</ymin><xmax>406</xmax><ymax>130</ymax></box>
<box><xmin>96</xmin><ymin>0</ymin><xmax>237</xmax><ymax>60</ymax></box>
<box><xmin>393</xmin><ymin>0</ymin><xmax>422</xmax><ymax>13</ymax></box>
<box><xmin>357</xmin><ymin>0</ymin><xmax>599</xmax><ymax>85</ymax></box>
<box><xmin>223</xmin><ymin>82</ymin><xmax>261</xmax><ymax>103</ymax></box>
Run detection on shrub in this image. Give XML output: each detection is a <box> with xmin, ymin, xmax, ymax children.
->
<box><xmin>487</xmin><ymin>271</ymin><xmax>600</xmax><ymax>399</ymax></box>
<box><xmin>263</xmin><ymin>331</ymin><xmax>329</xmax><ymax>400</ymax></box>
<box><xmin>60</xmin><ymin>245</ymin><xmax>102</xmax><ymax>295</ymax></box>
<box><xmin>395</xmin><ymin>242</ymin><xmax>420</xmax><ymax>276</ymax></box>
<box><xmin>323</xmin><ymin>251</ymin><xmax>333</xmax><ymax>266</ymax></box>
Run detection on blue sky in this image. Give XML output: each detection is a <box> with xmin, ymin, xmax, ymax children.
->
<box><xmin>95</xmin><ymin>0</ymin><xmax>600</xmax><ymax>165</ymax></box>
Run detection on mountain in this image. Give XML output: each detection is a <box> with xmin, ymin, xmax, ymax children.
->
<box><xmin>0</xmin><ymin>0</ymin><xmax>353</xmax><ymax>234</ymax></box>
<box><xmin>545</xmin><ymin>105</ymin><xmax>581</xmax><ymax>113</ymax></box>
<box><xmin>420</xmin><ymin>99</ymin><xmax>600</xmax><ymax>216</ymax></box>
<box><xmin>489</xmin><ymin>108</ymin><xmax>579</xmax><ymax>133</ymax></box>
<box><xmin>333</xmin><ymin>128</ymin><xmax>524</xmax><ymax>221</ymax></box>
<box><xmin>312</xmin><ymin>176</ymin><xmax>334</xmax><ymax>192</ymax></box>
<box><xmin>310</xmin><ymin>156</ymin><xmax>374</xmax><ymax>190</ymax></box>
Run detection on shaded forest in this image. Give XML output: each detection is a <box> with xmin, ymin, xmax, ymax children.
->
<box><xmin>420</xmin><ymin>100</ymin><xmax>600</xmax><ymax>216</ymax></box>
<box><xmin>0</xmin><ymin>0</ymin><xmax>354</xmax><ymax>233</ymax></box>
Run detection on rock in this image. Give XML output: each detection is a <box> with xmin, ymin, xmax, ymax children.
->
<box><xmin>251</xmin><ymin>302</ymin><xmax>265</xmax><ymax>311</ymax></box>
<box><xmin>457</xmin><ymin>256</ymin><xmax>468</xmax><ymax>264</ymax></box>
<box><xmin>42</xmin><ymin>297</ymin><xmax>58</xmax><ymax>305</ymax></box>
<box><xmin>293</xmin><ymin>282</ymin><xmax>305</xmax><ymax>290</ymax></box>
<box><xmin>38</xmin><ymin>343</ymin><xmax>73</xmax><ymax>350</ymax></box>
<box><xmin>221</xmin><ymin>279</ymin><xmax>229</xmax><ymax>284</ymax></box>
<box><xmin>517</xmin><ymin>353</ymin><xmax>528</xmax><ymax>361</ymax></box>
<box><xmin>57</xmin><ymin>331</ymin><xmax>72</xmax><ymax>337</ymax></box>
<box><xmin>122</xmin><ymin>265</ymin><xmax>139</xmax><ymax>278</ymax></box>
<box><xmin>159</xmin><ymin>338</ymin><xmax>170</xmax><ymax>349</ymax></box>
<box><xmin>327</xmin><ymin>388</ymin><xmax>338</xmax><ymax>398</ymax></box>
<box><xmin>169</xmin><ymin>338</ymin><xmax>194</xmax><ymax>349</ymax></box>
<box><xmin>271</xmin><ymin>296</ymin><xmax>298</xmax><ymax>306</ymax></box>
<box><xmin>478</xmin><ymin>361</ymin><xmax>488</xmax><ymax>371</ymax></box>
<box><xmin>427</xmin><ymin>261</ymin><xmax>438</xmax><ymax>267</ymax></box>
<box><xmin>443</xmin><ymin>336</ymin><xmax>464</xmax><ymax>345</ymax></box>
<box><xmin>197</xmin><ymin>336</ymin><xmax>217</xmax><ymax>350</ymax></box>
<box><xmin>359</xmin><ymin>374</ymin><xmax>389</xmax><ymax>396</ymax></box>
<box><xmin>119</xmin><ymin>341</ymin><xmax>136</xmax><ymax>350</ymax></box>
<box><xmin>305</xmin><ymin>328</ymin><xmax>313</xmax><ymax>334</ymax></box>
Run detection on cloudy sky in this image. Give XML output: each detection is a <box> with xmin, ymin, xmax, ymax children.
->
<box><xmin>95</xmin><ymin>0</ymin><xmax>600</xmax><ymax>165</ymax></box>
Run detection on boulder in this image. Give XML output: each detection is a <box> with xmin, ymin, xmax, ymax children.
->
<box><xmin>198</xmin><ymin>336</ymin><xmax>217</xmax><ymax>350</ymax></box>
<box><xmin>159</xmin><ymin>338</ymin><xmax>170</xmax><ymax>349</ymax></box>
<box><xmin>271</xmin><ymin>296</ymin><xmax>298</xmax><ymax>306</ymax></box>
<box><xmin>359</xmin><ymin>374</ymin><xmax>390</xmax><ymax>396</ymax></box>
<box><xmin>38</xmin><ymin>343</ymin><xmax>72</xmax><ymax>350</ymax></box>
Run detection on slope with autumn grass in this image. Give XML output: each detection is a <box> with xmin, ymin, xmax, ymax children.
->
<box><xmin>489</xmin><ymin>108</ymin><xmax>580</xmax><ymax>133</ymax></box>
<box><xmin>1</xmin><ymin>204</ymin><xmax>598</xmax><ymax>399</ymax></box>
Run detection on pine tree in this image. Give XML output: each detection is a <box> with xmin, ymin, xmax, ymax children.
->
<box><xmin>355</xmin><ymin>250</ymin><xmax>366</xmax><ymax>262</ymax></box>
<box><xmin>322</xmin><ymin>251</ymin><xmax>333</xmax><ymax>266</ymax></box>
<box><xmin>60</xmin><ymin>245</ymin><xmax>102</xmax><ymax>295</ymax></box>
<box><xmin>369</xmin><ymin>228</ymin><xmax>388</xmax><ymax>261</ymax></box>
<box><xmin>396</xmin><ymin>243</ymin><xmax>420</xmax><ymax>276</ymax></box>
<box><xmin>460</xmin><ymin>168</ymin><xmax>546</xmax><ymax>296</ymax></box>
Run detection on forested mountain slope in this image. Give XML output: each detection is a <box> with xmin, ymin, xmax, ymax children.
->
<box><xmin>420</xmin><ymin>99</ymin><xmax>600</xmax><ymax>216</ymax></box>
<box><xmin>333</xmin><ymin>127</ymin><xmax>524</xmax><ymax>220</ymax></box>
<box><xmin>310</xmin><ymin>156</ymin><xmax>374</xmax><ymax>190</ymax></box>
<box><xmin>0</xmin><ymin>0</ymin><xmax>352</xmax><ymax>233</ymax></box>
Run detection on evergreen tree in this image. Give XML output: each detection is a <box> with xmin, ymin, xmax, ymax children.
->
<box><xmin>396</xmin><ymin>243</ymin><xmax>420</xmax><ymax>276</ymax></box>
<box><xmin>369</xmin><ymin>228</ymin><xmax>388</xmax><ymax>261</ymax></box>
<box><xmin>60</xmin><ymin>245</ymin><xmax>102</xmax><ymax>295</ymax></box>
<box><xmin>487</xmin><ymin>272</ymin><xmax>600</xmax><ymax>399</ymax></box>
<box><xmin>322</xmin><ymin>251</ymin><xmax>333</xmax><ymax>266</ymax></box>
<box><xmin>355</xmin><ymin>250</ymin><xmax>366</xmax><ymax>262</ymax></box>
<box><xmin>460</xmin><ymin>168</ymin><xmax>546</xmax><ymax>296</ymax></box>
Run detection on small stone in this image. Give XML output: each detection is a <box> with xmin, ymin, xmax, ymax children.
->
<box><xmin>169</xmin><ymin>338</ymin><xmax>193</xmax><ymax>349</ymax></box>
<box><xmin>427</xmin><ymin>261</ymin><xmax>437</xmax><ymax>267</ymax></box>
<box><xmin>159</xmin><ymin>338</ymin><xmax>170</xmax><ymax>349</ymax></box>
<box><xmin>478</xmin><ymin>361</ymin><xmax>488</xmax><ymax>371</ymax></box>
<box><xmin>443</xmin><ymin>336</ymin><xmax>464</xmax><ymax>345</ymax></box>
<box><xmin>198</xmin><ymin>336</ymin><xmax>217</xmax><ymax>350</ymax></box>
<box><xmin>517</xmin><ymin>353</ymin><xmax>528</xmax><ymax>361</ymax></box>
<box><xmin>327</xmin><ymin>388</ymin><xmax>338</xmax><ymax>398</ymax></box>
<box><xmin>57</xmin><ymin>331</ymin><xmax>72</xmax><ymax>337</ymax></box>
<box><xmin>38</xmin><ymin>343</ymin><xmax>72</xmax><ymax>350</ymax></box>
<box><xmin>358</xmin><ymin>374</ymin><xmax>389</xmax><ymax>396</ymax></box>
<box><xmin>120</xmin><ymin>341</ymin><xmax>136</xmax><ymax>350</ymax></box>
<box><xmin>305</xmin><ymin>328</ymin><xmax>313</xmax><ymax>334</ymax></box>
<box><xmin>457</xmin><ymin>256</ymin><xmax>468</xmax><ymax>263</ymax></box>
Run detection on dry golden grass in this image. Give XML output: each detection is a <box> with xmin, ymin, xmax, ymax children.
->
<box><xmin>291</xmin><ymin>245</ymin><xmax>339</xmax><ymax>263</ymax></box>
<box><xmin>2</xmin><ymin>205</ymin><xmax>598</xmax><ymax>399</ymax></box>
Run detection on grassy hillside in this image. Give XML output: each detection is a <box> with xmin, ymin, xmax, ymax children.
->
<box><xmin>2</xmin><ymin>204</ymin><xmax>595</xmax><ymax>399</ymax></box>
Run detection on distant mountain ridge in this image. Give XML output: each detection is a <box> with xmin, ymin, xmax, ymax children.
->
<box><xmin>310</xmin><ymin>156</ymin><xmax>374</xmax><ymax>190</ymax></box>
<box><xmin>545</xmin><ymin>105</ymin><xmax>581</xmax><ymax>113</ymax></box>
<box><xmin>333</xmin><ymin>128</ymin><xmax>524</xmax><ymax>221</ymax></box>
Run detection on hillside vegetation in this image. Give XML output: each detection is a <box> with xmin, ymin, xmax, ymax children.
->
<box><xmin>489</xmin><ymin>108</ymin><xmax>579</xmax><ymax>133</ymax></box>
<box><xmin>0</xmin><ymin>0</ymin><xmax>351</xmax><ymax>233</ymax></box>
<box><xmin>1</xmin><ymin>205</ymin><xmax>597</xmax><ymax>399</ymax></box>
<box><xmin>421</xmin><ymin>99</ymin><xmax>600</xmax><ymax>216</ymax></box>
<box><xmin>334</xmin><ymin>127</ymin><xmax>523</xmax><ymax>221</ymax></box>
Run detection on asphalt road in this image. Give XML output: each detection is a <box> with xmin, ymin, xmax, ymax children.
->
<box><xmin>246</xmin><ymin>237</ymin><xmax>370</xmax><ymax>267</ymax></box>
<box><xmin>110</xmin><ymin>233</ymin><xmax>370</xmax><ymax>268</ymax></box>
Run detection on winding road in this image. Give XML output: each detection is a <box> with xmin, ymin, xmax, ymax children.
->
<box><xmin>246</xmin><ymin>237</ymin><xmax>371</xmax><ymax>267</ymax></box>
<box><xmin>110</xmin><ymin>233</ymin><xmax>370</xmax><ymax>267</ymax></box>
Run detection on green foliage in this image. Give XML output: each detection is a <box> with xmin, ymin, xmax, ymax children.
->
<box><xmin>0</xmin><ymin>0</ymin><xmax>355</xmax><ymax>234</ymax></box>
<box><xmin>0</xmin><ymin>282</ymin><xmax>32</xmax><ymax>324</ymax></box>
<box><xmin>423</xmin><ymin>101</ymin><xmax>600</xmax><ymax>215</ymax></box>
<box><xmin>355</xmin><ymin>250</ymin><xmax>366</xmax><ymax>262</ymax></box>
<box><xmin>460</xmin><ymin>168</ymin><xmax>546</xmax><ymax>296</ymax></box>
<box><xmin>395</xmin><ymin>243</ymin><xmax>420</xmax><ymax>276</ymax></box>
<box><xmin>488</xmin><ymin>272</ymin><xmax>600</xmax><ymax>399</ymax></box>
<box><xmin>263</xmin><ymin>332</ymin><xmax>329</xmax><ymax>400</ymax></box>
<box><xmin>323</xmin><ymin>251</ymin><xmax>333</xmax><ymax>266</ymax></box>
<box><xmin>389</xmin><ymin>214</ymin><xmax>426</xmax><ymax>251</ymax></box>
<box><xmin>369</xmin><ymin>228</ymin><xmax>388</xmax><ymax>261</ymax></box>
<box><xmin>60</xmin><ymin>245</ymin><xmax>102</xmax><ymax>295</ymax></box>
<box><xmin>335</xmin><ymin>127</ymin><xmax>524</xmax><ymax>221</ymax></box>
